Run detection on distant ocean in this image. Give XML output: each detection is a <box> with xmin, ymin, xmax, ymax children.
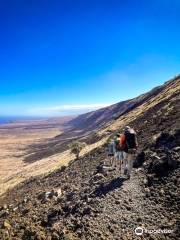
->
<box><xmin>0</xmin><ymin>116</ymin><xmax>44</xmax><ymax>125</ymax></box>
<box><xmin>0</xmin><ymin>117</ymin><xmax>15</xmax><ymax>124</ymax></box>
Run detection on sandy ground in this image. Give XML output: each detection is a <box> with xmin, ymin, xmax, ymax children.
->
<box><xmin>0</xmin><ymin>120</ymin><xmax>108</xmax><ymax>196</ymax></box>
<box><xmin>0</xmin><ymin>121</ymin><xmax>65</xmax><ymax>196</ymax></box>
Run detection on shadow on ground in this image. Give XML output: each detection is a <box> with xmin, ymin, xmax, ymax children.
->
<box><xmin>93</xmin><ymin>177</ymin><xmax>125</xmax><ymax>197</ymax></box>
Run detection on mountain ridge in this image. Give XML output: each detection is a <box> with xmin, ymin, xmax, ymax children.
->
<box><xmin>68</xmin><ymin>75</ymin><xmax>180</xmax><ymax>132</ymax></box>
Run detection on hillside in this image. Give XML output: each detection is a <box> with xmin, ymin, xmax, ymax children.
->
<box><xmin>67</xmin><ymin>79</ymin><xmax>172</xmax><ymax>132</ymax></box>
<box><xmin>22</xmin><ymin>75</ymin><xmax>180</xmax><ymax>163</ymax></box>
<box><xmin>0</xmin><ymin>75</ymin><xmax>179</xmax><ymax>239</ymax></box>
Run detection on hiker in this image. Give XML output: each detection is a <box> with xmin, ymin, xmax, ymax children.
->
<box><xmin>107</xmin><ymin>139</ymin><xmax>116</xmax><ymax>167</ymax></box>
<box><xmin>115</xmin><ymin>133</ymin><xmax>126</xmax><ymax>171</ymax></box>
<box><xmin>121</xmin><ymin>126</ymin><xmax>138</xmax><ymax>179</ymax></box>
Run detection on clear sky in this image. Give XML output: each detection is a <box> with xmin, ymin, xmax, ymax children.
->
<box><xmin>0</xmin><ymin>0</ymin><xmax>179</xmax><ymax>117</ymax></box>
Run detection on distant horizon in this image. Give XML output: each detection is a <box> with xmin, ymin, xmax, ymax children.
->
<box><xmin>0</xmin><ymin>75</ymin><xmax>178</xmax><ymax>118</ymax></box>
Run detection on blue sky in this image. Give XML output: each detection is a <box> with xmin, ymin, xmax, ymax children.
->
<box><xmin>0</xmin><ymin>0</ymin><xmax>179</xmax><ymax>117</ymax></box>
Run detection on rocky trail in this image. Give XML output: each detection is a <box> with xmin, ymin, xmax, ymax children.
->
<box><xmin>0</xmin><ymin>135</ymin><xmax>179</xmax><ymax>239</ymax></box>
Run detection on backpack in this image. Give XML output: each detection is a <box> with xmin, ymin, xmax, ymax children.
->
<box><xmin>115</xmin><ymin>135</ymin><xmax>126</xmax><ymax>151</ymax></box>
<box><xmin>108</xmin><ymin>142</ymin><xmax>115</xmax><ymax>155</ymax></box>
<box><xmin>125</xmin><ymin>130</ymin><xmax>137</xmax><ymax>149</ymax></box>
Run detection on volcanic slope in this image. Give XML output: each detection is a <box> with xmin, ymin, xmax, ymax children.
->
<box><xmin>0</xmin><ymin>76</ymin><xmax>179</xmax><ymax>240</ymax></box>
<box><xmin>24</xmin><ymin>75</ymin><xmax>179</xmax><ymax>164</ymax></box>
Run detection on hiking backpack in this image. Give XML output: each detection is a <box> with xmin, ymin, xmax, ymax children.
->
<box><xmin>125</xmin><ymin>130</ymin><xmax>137</xmax><ymax>149</ymax></box>
<box><xmin>115</xmin><ymin>135</ymin><xmax>126</xmax><ymax>151</ymax></box>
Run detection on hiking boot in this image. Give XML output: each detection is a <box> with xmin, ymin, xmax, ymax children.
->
<box><xmin>126</xmin><ymin>174</ymin><xmax>130</xmax><ymax>180</ymax></box>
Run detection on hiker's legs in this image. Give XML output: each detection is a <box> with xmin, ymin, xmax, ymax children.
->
<box><xmin>109</xmin><ymin>155</ymin><xmax>112</xmax><ymax>165</ymax></box>
<box><xmin>112</xmin><ymin>156</ymin><xmax>114</xmax><ymax>166</ymax></box>
<box><xmin>107</xmin><ymin>152</ymin><xmax>113</xmax><ymax>166</ymax></box>
<box><xmin>116</xmin><ymin>151</ymin><xmax>124</xmax><ymax>172</ymax></box>
<box><xmin>121</xmin><ymin>151</ymin><xmax>127</xmax><ymax>174</ymax></box>
<box><xmin>110</xmin><ymin>155</ymin><xmax>115</xmax><ymax>166</ymax></box>
<box><xmin>126</xmin><ymin>152</ymin><xmax>135</xmax><ymax>177</ymax></box>
<box><xmin>123</xmin><ymin>152</ymin><xmax>132</xmax><ymax>176</ymax></box>
<box><xmin>113</xmin><ymin>154</ymin><xmax>116</xmax><ymax>167</ymax></box>
<box><xmin>117</xmin><ymin>152</ymin><xmax>121</xmax><ymax>170</ymax></box>
<box><xmin>114</xmin><ymin>152</ymin><xmax>118</xmax><ymax>168</ymax></box>
<box><xmin>119</xmin><ymin>151</ymin><xmax>124</xmax><ymax>172</ymax></box>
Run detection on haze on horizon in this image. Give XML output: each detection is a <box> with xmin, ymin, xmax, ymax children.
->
<box><xmin>0</xmin><ymin>0</ymin><xmax>180</xmax><ymax>117</ymax></box>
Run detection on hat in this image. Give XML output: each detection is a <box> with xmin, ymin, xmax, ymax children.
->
<box><xmin>124</xmin><ymin>126</ymin><xmax>131</xmax><ymax>131</ymax></box>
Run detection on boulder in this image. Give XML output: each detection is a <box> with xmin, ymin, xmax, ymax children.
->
<box><xmin>38</xmin><ymin>190</ymin><xmax>61</xmax><ymax>202</ymax></box>
<box><xmin>55</xmin><ymin>188</ymin><xmax>62</xmax><ymax>197</ymax></box>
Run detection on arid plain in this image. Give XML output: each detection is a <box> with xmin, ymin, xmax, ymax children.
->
<box><xmin>0</xmin><ymin>119</ymin><xmax>73</xmax><ymax>196</ymax></box>
<box><xmin>0</xmin><ymin>116</ymin><xmax>107</xmax><ymax>196</ymax></box>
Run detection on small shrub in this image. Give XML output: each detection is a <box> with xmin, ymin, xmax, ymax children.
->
<box><xmin>69</xmin><ymin>141</ymin><xmax>86</xmax><ymax>159</ymax></box>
